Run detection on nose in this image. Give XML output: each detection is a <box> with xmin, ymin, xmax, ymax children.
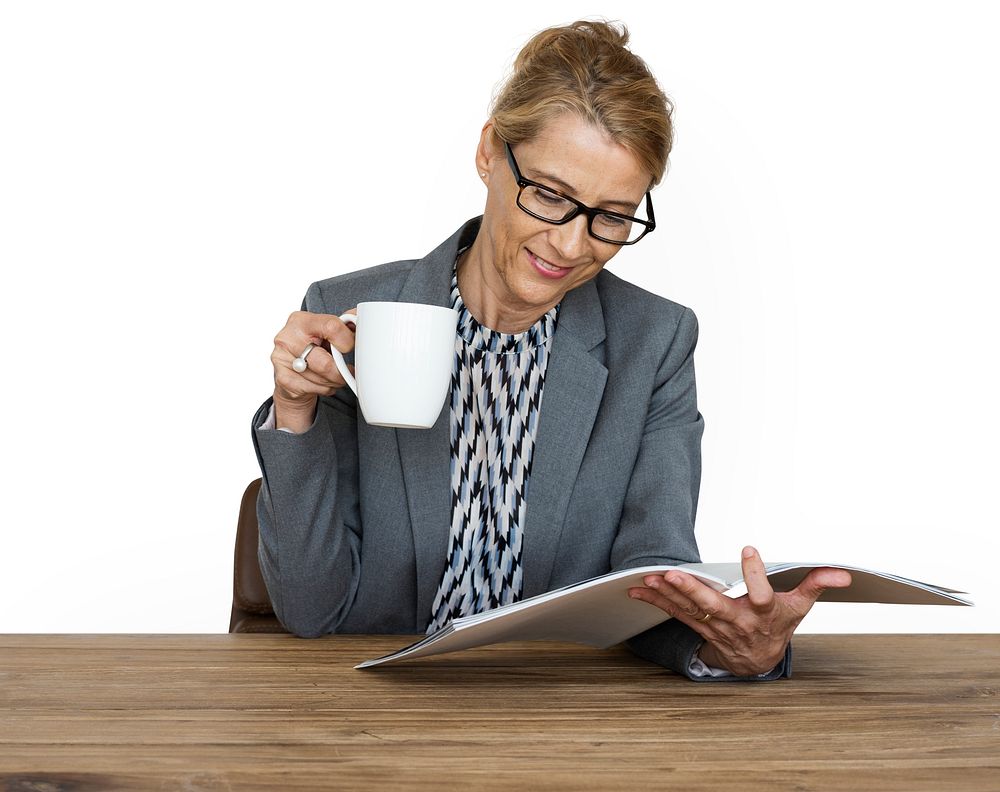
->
<box><xmin>547</xmin><ymin>213</ymin><xmax>591</xmax><ymax>262</ymax></box>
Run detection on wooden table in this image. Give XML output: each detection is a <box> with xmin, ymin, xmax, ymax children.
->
<box><xmin>1</xmin><ymin>634</ymin><xmax>997</xmax><ymax>791</ymax></box>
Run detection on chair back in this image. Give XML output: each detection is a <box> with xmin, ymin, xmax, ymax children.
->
<box><xmin>230</xmin><ymin>478</ymin><xmax>286</xmax><ymax>633</ymax></box>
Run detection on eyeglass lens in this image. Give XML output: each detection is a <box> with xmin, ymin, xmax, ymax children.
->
<box><xmin>518</xmin><ymin>184</ymin><xmax>648</xmax><ymax>244</ymax></box>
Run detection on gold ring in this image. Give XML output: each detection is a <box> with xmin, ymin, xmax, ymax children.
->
<box><xmin>696</xmin><ymin>612</ymin><xmax>713</xmax><ymax>623</ymax></box>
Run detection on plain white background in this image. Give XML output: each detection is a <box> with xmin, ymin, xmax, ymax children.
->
<box><xmin>1</xmin><ymin>1</ymin><xmax>996</xmax><ymax>635</ymax></box>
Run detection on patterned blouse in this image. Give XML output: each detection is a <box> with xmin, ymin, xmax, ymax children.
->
<box><xmin>425</xmin><ymin>261</ymin><xmax>560</xmax><ymax>633</ymax></box>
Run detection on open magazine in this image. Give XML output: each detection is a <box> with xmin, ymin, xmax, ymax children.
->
<box><xmin>355</xmin><ymin>561</ymin><xmax>972</xmax><ymax>669</ymax></box>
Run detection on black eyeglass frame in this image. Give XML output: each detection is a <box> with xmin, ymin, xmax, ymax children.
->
<box><xmin>503</xmin><ymin>140</ymin><xmax>656</xmax><ymax>246</ymax></box>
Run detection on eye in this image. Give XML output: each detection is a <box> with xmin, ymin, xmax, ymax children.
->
<box><xmin>533</xmin><ymin>188</ymin><xmax>565</xmax><ymax>206</ymax></box>
<box><xmin>596</xmin><ymin>213</ymin><xmax>627</xmax><ymax>227</ymax></box>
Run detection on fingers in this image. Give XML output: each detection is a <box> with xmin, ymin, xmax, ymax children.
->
<box><xmin>277</xmin><ymin>310</ymin><xmax>357</xmax><ymax>357</ymax></box>
<box><xmin>271</xmin><ymin>348</ymin><xmax>339</xmax><ymax>402</ymax></box>
<box><xmin>793</xmin><ymin>567</ymin><xmax>853</xmax><ymax>607</ymax></box>
<box><xmin>271</xmin><ymin>345</ymin><xmax>334</xmax><ymax>386</ymax></box>
<box><xmin>271</xmin><ymin>310</ymin><xmax>358</xmax><ymax>403</ymax></box>
<box><xmin>741</xmin><ymin>546</ymin><xmax>775</xmax><ymax>610</ymax></box>
<box><xmin>627</xmin><ymin>584</ymin><xmax>721</xmax><ymax>641</ymax></box>
<box><xmin>642</xmin><ymin>571</ymin><xmax>736</xmax><ymax>623</ymax></box>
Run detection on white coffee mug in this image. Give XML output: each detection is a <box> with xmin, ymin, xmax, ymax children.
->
<box><xmin>328</xmin><ymin>301</ymin><xmax>459</xmax><ymax>429</ymax></box>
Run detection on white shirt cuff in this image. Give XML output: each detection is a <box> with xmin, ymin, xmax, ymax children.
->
<box><xmin>688</xmin><ymin>651</ymin><xmax>734</xmax><ymax>678</ymax></box>
<box><xmin>688</xmin><ymin>645</ymin><xmax>786</xmax><ymax>679</ymax></box>
<box><xmin>260</xmin><ymin>403</ymin><xmax>299</xmax><ymax>434</ymax></box>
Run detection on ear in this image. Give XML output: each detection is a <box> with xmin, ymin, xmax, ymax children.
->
<box><xmin>475</xmin><ymin>120</ymin><xmax>503</xmax><ymax>183</ymax></box>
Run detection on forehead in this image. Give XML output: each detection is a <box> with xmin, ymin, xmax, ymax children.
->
<box><xmin>512</xmin><ymin>114</ymin><xmax>650</xmax><ymax>206</ymax></box>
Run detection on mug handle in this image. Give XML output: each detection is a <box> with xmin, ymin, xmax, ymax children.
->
<box><xmin>328</xmin><ymin>311</ymin><xmax>358</xmax><ymax>395</ymax></box>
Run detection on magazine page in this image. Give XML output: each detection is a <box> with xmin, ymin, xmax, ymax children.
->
<box><xmin>356</xmin><ymin>562</ymin><xmax>972</xmax><ymax>668</ymax></box>
<box><xmin>681</xmin><ymin>563</ymin><xmax>972</xmax><ymax>605</ymax></box>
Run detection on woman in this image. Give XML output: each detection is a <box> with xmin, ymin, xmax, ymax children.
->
<box><xmin>251</xmin><ymin>20</ymin><xmax>851</xmax><ymax>680</ymax></box>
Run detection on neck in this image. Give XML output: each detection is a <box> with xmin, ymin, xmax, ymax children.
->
<box><xmin>456</xmin><ymin>237</ymin><xmax>554</xmax><ymax>334</ymax></box>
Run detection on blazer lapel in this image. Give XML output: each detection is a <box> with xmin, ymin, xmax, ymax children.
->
<box><xmin>522</xmin><ymin>279</ymin><xmax>608</xmax><ymax>598</ymax></box>
<box><xmin>395</xmin><ymin>219</ymin><xmax>480</xmax><ymax>627</ymax></box>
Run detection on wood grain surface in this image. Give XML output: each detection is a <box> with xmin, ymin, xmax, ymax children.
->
<box><xmin>1</xmin><ymin>634</ymin><xmax>997</xmax><ymax>791</ymax></box>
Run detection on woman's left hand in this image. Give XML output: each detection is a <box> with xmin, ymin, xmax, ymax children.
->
<box><xmin>628</xmin><ymin>546</ymin><xmax>853</xmax><ymax>676</ymax></box>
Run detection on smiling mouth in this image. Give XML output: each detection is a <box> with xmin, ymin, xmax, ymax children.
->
<box><xmin>528</xmin><ymin>249</ymin><xmax>569</xmax><ymax>272</ymax></box>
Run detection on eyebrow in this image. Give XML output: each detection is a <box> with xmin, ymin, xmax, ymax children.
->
<box><xmin>524</xmin><ymin>167</ymin><xmax>640</xmax><ymax>213</ymax></box>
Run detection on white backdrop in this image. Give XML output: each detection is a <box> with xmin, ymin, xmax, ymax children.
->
<box><xmin>1</xmin><ymin>1</ymin><xmax>996</xmax><ymax>635</ymax></box>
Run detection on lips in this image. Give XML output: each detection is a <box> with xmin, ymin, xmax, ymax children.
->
<box><xmin>527</xmin><ymin>249</ymin><xmax>572</xmax><ymax>279</ymax></box>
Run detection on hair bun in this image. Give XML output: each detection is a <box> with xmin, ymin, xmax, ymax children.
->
<box><xmin>568</xmin><ymin>19</ymin><xmax>630</xmax><ymax>48</ymax></box>
<box><xmin>514</xmin><ymin>19</ymin><xmax>630</xmax><ymax>71</ymax></box>
<box><xmin>492</xmin><ymin>17</ymin><xmax>673</xmax><ymax>187</ymax></box>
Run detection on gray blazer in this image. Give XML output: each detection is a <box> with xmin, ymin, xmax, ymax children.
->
<box><xmin>251</xmin><ymin>216</ymin><xmax>790</xmax><ymax>680</ymax></box>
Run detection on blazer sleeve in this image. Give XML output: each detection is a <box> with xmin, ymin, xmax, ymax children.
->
<box><xmin>614</xmin><ymin>306</ymin><xmax>792</xmax><ymax>680</ymax></box>
<box><xmin>250</xmin><ymin>283</ymin><xmax>363</xmax><ymax>637</ymax></box>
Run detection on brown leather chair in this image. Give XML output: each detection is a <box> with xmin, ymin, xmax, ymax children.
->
<box><xmin>229</xmin><ymin>479</ymin><xmax>287</xmax><ymax>633</ymax></box>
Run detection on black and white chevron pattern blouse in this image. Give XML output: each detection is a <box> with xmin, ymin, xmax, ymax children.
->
<box><xmin>425</xmin><ymin>263</ymin><xmax>560</xmax><ymax>633</ymax></box>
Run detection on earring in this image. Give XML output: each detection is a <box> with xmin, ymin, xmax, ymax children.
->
<box><xmin>480</xmin><ymin>172</ymin><xmax>487</xmax><ymax>177</ymax></box>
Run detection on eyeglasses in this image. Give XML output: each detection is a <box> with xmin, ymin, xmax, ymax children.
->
<box><xmin>503</xmin><ymin>140</ymin><xmax>656</xmax><ymax>245</ymax></box>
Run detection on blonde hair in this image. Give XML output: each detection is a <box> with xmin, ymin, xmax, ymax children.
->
<box><xmin>490</xmin><ymin>19</ymin><xmax>674</xmax><ymax>188</ymax></box>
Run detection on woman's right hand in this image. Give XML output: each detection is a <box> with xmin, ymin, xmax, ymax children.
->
<box><xmin>270</xmin><ymin>309</ymin><xmax>357</xmax><ymax>432</ymax></box>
